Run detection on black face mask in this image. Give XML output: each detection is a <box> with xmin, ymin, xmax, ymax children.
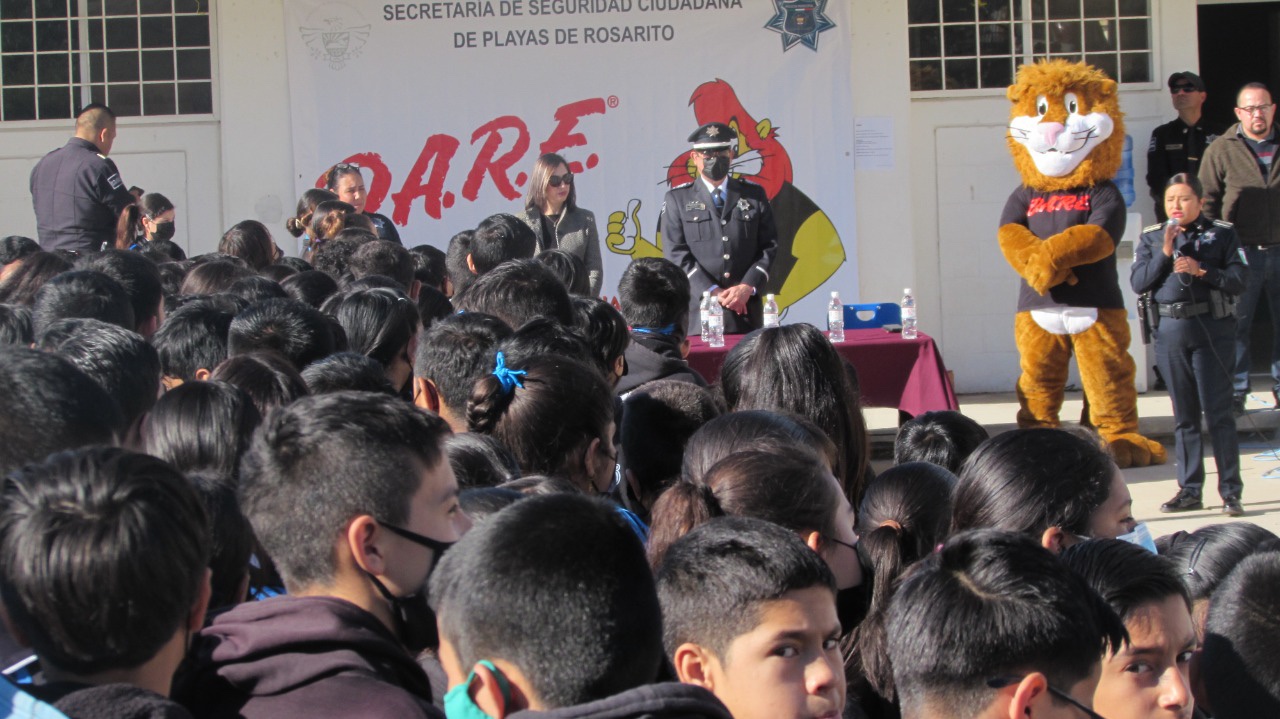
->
<box><xmin>368</xmin><ymin>521</ymin><xmax>455</xmax><ymax>653</ymax></box>
<box><xmin>701</xmin><ymin>155</ymin><xmax>730</xmax><ymax>182</ymax></box>
<box><xmin>149</xmin><ymin>221</ymin><xmax>175</xmax><ymax>242</ymax></box>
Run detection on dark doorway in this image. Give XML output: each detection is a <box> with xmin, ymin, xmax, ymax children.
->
<box><xmin>1198</xmin><ymin>2</ymin><xmax>1280</xmax><ymax>129</ymax></box>
<box><xmin>1199</xmin><ymin>2</ymin><xmax>1280</xmax><ymax>390</ymax></box>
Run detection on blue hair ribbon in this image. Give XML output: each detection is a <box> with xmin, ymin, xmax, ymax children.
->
<box><xmin>491</xmin><ymin>351</ymin><xmax>526</xmax><ymax>395</ymax></box>
<box><xmin>630</xmin><ymin>324</ymin><xmax>677</xmax><ymax>336</ymax></box>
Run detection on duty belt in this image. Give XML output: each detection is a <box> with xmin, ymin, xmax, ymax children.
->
<box><xmin>1157</xmin><ymin>301</ymin><xmax>1211</xmax><ymax>319</ymax></box>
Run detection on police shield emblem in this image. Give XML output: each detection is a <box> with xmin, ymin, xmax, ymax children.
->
<box><xmin>784</xmin><ymin>2</ymin><xmax>815</xmax><ymax>33</ymax></box>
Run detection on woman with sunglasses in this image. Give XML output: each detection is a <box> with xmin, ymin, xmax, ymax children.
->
<box><xmin>518</xmin><ymin>152</ymin><xmax>603</xmax><ymax>296</ymax></box>
<box><xmin>324</xmin><ymin>163</ymin><xmax>402</xmax><ymax>246</ymax></box>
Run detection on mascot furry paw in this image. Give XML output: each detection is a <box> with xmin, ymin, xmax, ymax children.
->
<box><xmin>999</xmin><ymin>59</ymin><xmax>1165</xmax><ymax>468</ymax></box>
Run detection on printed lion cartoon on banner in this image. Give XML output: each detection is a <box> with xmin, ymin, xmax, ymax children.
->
<box><xmin>998</xmin><ymin>59</ymin><xmax>1166</xmax><ymax>468</ymax></box>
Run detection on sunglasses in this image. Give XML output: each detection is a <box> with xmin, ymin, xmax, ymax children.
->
<box><xmin>548</xmin><ymin>172</ymin><xmax>573</xmax><ymax>188</ymax></box>
<box><xmin>1170</xmin><ymin>84</ymin><xmax>1198</xmax><ymax>94</ymax></box>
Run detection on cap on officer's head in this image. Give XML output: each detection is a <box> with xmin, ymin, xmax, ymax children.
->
<box><xmin>688</xmin><ymin>122</ymin><xmax>735</xmax><ymax>151</ymax></box>
<box><xmin>1167</xmin><ymin>71</ymin><xmax>1206</xmax><ymax>92</ymax></box>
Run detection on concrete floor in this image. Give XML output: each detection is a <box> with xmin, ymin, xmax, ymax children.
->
<box><xmin>866</xmin><ymin>386</ymin><xmax>1280</xmax><ymax>539</ymax></box>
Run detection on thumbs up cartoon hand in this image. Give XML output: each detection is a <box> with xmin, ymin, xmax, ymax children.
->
<box><xmin>606</xmin><ymin>199</ymin><xmax>662</xmax><ymax>258</ymax></box>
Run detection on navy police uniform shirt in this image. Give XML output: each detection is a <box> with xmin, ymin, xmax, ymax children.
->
<box><xmin>660</xmin><ymin>176</ymin><xmax>778</xmax><ymax>320</ymax></box>
<box><xmin>1132</xmin><ymin>216</ymin><xmax>1246</xmax><ymax>304</ymax></box>
<box><xmin>29</xmin><ymin>137</ymin><xmax>134</xmax><ymax>254</ymax></box>
<box><xmin>1146</xmin><ymin>118</ymin><xmax>1222</xmax><ymax>221</ymax></box>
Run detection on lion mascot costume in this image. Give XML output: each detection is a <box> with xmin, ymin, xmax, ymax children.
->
<box><xmin>998</xmin><ymin>59</ymin><xmax>1165</xmax><ymax>468</ymax></box>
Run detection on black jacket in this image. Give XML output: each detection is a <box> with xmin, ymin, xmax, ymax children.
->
<box><xmin>29</xmin><ymin>138</ymin><xmax>134</xmax><ymax>254</ymax></box>
<box><xmin>616</xmin><ymin>333</ymin><xmax>706</xmax><ymax>396</ymax></box>
<box><xmin>507</xmin><ymin>683</ymin><xmax>732</xmax><ymax>719</ymax></box>
<box><xmin>1146</xmin><ymin>117</ymin><xmax>1222</xmax><ymax>220</ymax></box>
<box><xmin>25</xmin><ymin>682</ymin><xmax>192</xmax><ymax>719</ymax></box>
<box><xmin>175</xmin><ymin>595</ymin><xmax>440</xmax><ymax>719</ymax></box>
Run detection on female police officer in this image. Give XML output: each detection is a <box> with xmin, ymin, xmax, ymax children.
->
<box><xmin>1132</xmin><ymin>173</ymin><xmax>1247</xmax><ymax>516</ymax></box>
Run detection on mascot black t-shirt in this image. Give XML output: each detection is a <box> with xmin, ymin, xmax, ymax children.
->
<box><xmin>999</xmin><ymin>180</ymin><xmax>1126</xmax><ymax>312</ymax></box>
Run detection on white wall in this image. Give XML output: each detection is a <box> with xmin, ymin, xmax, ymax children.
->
<box><xmin>907</xmin><ymin>0</ymin><xmax>1204</xmax><ymax>392</ymax></box>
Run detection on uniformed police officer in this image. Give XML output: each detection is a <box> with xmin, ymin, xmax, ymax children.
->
<box><xmin>1132</xmin><ymin>173</ymin><xmax>1247</xmax><ymax>516</ymax></box>
<box><xmin>29</xmin><ymin>103</ymin><xmax>134</xmax><ymax>255</ymax></box>
<box><xmin>1146</xmin><ymin>72</ymin><xmax>1222</xmax><ymax>222</ymax></box>
<box><xmin>661</xmin><ymin>122</ymin><xmax>778</xmax><ymax>334</ymax></box>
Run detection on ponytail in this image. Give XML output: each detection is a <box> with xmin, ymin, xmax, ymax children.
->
<box><xmin>646</xmin><ymin>481</ymin><xmax>722</xmax><ymax>569</ymax></box>
<box><xmin>115</xmin><ymin>204</ymin><xmax>143</xmax><ymax>250</ymax></box>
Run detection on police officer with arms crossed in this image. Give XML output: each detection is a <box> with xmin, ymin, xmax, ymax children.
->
<box><xmin>1132</xmin><ymin>173</ymin><xmax>1247</xmax><ymax>516</ymax></box>
<box><xmin>30</xmin><ymin>103</ymin><xmax>134</xmax><ymax>255</ymax></box>
<box><xmin>661</xmin><ymin>122</ymin><xmax>778</xmax><ymax>334</ymax></box>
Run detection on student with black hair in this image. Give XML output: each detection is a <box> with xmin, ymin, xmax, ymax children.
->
<box><xmin>227</xmin><ymin>298</ymin><xmax>336</xmax><ymax>371</ymax></box>
<box><xmin>850</xmin><ymin>461</ymin><xmax>957</xmax><ymax>716</ymax></box>
<box><xmin>445</xmin><ymin>230</ymin><xmax>474</xmax><ymax>297</ymax></box>
<box><xmin>887</xmin><ymin>529</ymin><xmax>1126</xmax><ymax>719</ymax></box>
<box><xmin>115</xmin><ymin>192</ymin><xmax>176</xmax><ymax>249</ymax></box>
<box><xmin>1060</xmin><ymin>540</ymin><xmax>1196</xmax><ymax>719</ymax></box>
<box><xmin>1200</xmin><ymin>551</ymin><xmax>1280</xmax><ymax>718</ymax></box>
<box><xmin>142</xmin><ymin>380</ymin><xmax>261</xmax><ymax>479</ymax></box>
<box><xmin>218</xmin><ymin>221</ymin><xmax>281</xmax><ymax>272</ymax></box>
<box><xmin>0</xmin><ymin>447</ymin><xmax>211</xmax><ymax>715</ymax></box>
<box><xmin>892</xmin><ymin>410</ymin><xmax>989</xmax><ymax>474</ymax></box>
<box><xmin>152</xmin><ymin>297</ymin><xmax>238</xmax><ymax>387</ymax></box>
<box><xmin>454</xmin><ymin>258</ymin><xmax>574</xmax><ymax>328</ymax></box>
<box><xmin>210</xmin><ymin>351</ymin><xmax>308</xmax><ymax>416</ymax></box>
<box><xmin>619</xmin><ymin>380</ymin><xmax>722</xmax><ymax>517</ymax></box>
<box><xmin>0</xmin><ymin>251</ymin><xmax>72</xmax><ymax>305</ymax></box>
<box><xmin>415</xmin><ymin>284</ymin><xmax>453</xmax><ymax>332</ymax></box>
<box><xmin>408</xmin><ymin>244</ymin><xmax>449</xmax><ymax>295</ymax></box>
<box><xmin>457</xmin><ymin>487</ymin><xmax>526</xmax><ymax>522</ymax></box>
<box><xmin>140</xmin><ymin>238</ymin><xmax>188</xmax><ymax>263</ymax></box>
<box><xmin>467</xmin><ymin>353</ymin><xmax>615</xmax><ymax>495</ymax></box>
<box><xmin>178</xmin><ymin>392</ymin><xmax>467</xmax><ymax>719</ymax></box>
<box><xmin>37</xmin><ymin>318</ymin><xmax>161</xmax><ymax>448</ymax></box>
<box><xmin>275</xmin><ymin>256</ymin><xmax>313</xmax><ymax>274</ymax></box>
<box><xmin>0</xmin><ymin>347</ymin><xmax>123</xmax><ymax>476</ymax></box>
<box><xmin>445</xmin><ymin>432</ymin><xmax>521</xmax><ymax>489</ymax></box>
<box><xmin>615</xmin><ymin>257</ymin><xmax>705</xmax><ymax>395</ymax></box>
<box><xmin>572</xmin><ymin>296</ymin><xmax>629</xmax><ymax>386</ymax></box>
<box><xmin>330</xmin><ymin>287</ymin><xmax>420</xmax><ymax>393</ymax></box>
<box><xmin>186</xmin><ymin>470</ymin><xmax>256</xmax><ymax>611</ymax></box>
<box><xmin>302</xmin><ymin>351</ymin><xmax>398</xmax><ymax>395</ymax></box>
<box><xmin>324</xmin><ymin>163</ymin><xmax>401</xmax><ymax>245</ymax></box>
<box><xmin>952</xmin><ymin>428</ymin><xmax>1137</xmax><ymax>550</ymax></box>
<box><xmin>287</xmin><ymin>188</ymin><xmax>340</xmax><ymax>256</ymax></box>
<box><xmin>681</xmin><ymin>410</ymin><xmax>839</xmax><ymax>485</ymax></box>
<box><xmin>468</xmin><ymin>213</ymin><xmax>537</xmax><ymax>276</ymax></box>
<box><xmin>280</xmin><ymin>269</ymin><xmax>339</xmax><ymax>308</ymax></box>
<box><xmin>412</xmin><ymin>312</ymin><xmax>513</xmax><ymax>432</ymax></box>
<box><xmin>496</xmin><ymin>316</ymin><xmax>593</xmax><ymax>365</ymax></box>
<box><xmin>720</xmin><ymin>324</ymin><xmax>869</xmax><ymax>504</ymax></box>
<box><xmin>648</xmin><ymin>450</ymin><xmax>861</xmax><ymax>594</ymax></box>
<box><xmin>0</xmin><ymin>304</ymin><xmax>32</xmax><ymax>346</ymax></box>
<box><xmin>0</xmin><ymin>235</ymin><xmax>38</xmax><ymax>269</ymax></box>
<box><xmin>656</xmin><ymin>516</ymin><xmax>842</xmax><ymax>719</ymax></box>
<box><xmin>180</xmin><ymin>260</ymin><xmax>253</xmax><ymax>297</ymax></box>
<box><xmin>429</xmin><ymin>493</ymin><xmax>726</xmax><ymax>719</ymax></box>
<box><xmin>31</xmin><ymin>269</ymin><xmax>135</xmax><ymax>340</ymax></box>
<box><xmin>76</xmin><ymin>249</ymin><xmax>165</xmax><ymax>338</ymax></box>
<box><xmin>223</xmin><ymin>277</ymin><xmax>283</xmax><ymax>306</ymax></box>
<box><xmin>536</xmin><ymin>248</ymin><xmax>590</xmax><ymax>296</ymax></box>
<box><xmin>349</xmin><ymin>240</ymin><xmax>419</xmax><ymax>295</ymax></box>
<box><xmin>309</xmin><ymin>235</ymin><xmax>366</xmax><ymax>280</ymax></box>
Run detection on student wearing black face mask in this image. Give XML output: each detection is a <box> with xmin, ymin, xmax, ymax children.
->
<box><xmin>114</xmin><ymin>192</ymin><xmax>176</xmax><ymax>250</ymax></box>
<box><xmin>661</xmin><ymin>122</ymin><xmax>779</xmax><ymax>334</ymax></box>
<box><xmin>175</xmin><ymin>392</ymin><xmax>469</xmax><ymax>719</ymax></box>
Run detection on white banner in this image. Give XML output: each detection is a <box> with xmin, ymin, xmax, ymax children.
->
<box><xmin>283</xmin><ymin>0</ymin><xmax>856</xmax><ymax>320</ymax></box>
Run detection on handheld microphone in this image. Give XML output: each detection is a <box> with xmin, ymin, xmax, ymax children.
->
<box><xmin>1167</xmin><ymin>217</ymin><xmax>1180</xmax><ymax>230</ymax></box>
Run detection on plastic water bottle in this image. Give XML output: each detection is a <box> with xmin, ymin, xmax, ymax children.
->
<box><xmin>708</xmin><ymin>296</ymin><xmax>725</xmax><ymax>348</ymax></box>
<box><xmin>699</xmin><ymin>291</ymin><xmax>711</xmax><ymax>343</ymax></box>
<box><xmin>827</xmin><ymin>291</ymin><xmax>844</xmax><ymax>343</ymax></box>
<box><xmin>901</xmin><ymin>288</ymin><xmax>918</xmax><ymax>340</ymax></box>
<box><xmin>763</xmin><ymin>294</ymin><xmax>780</xmax><ymax>329</ymax></box>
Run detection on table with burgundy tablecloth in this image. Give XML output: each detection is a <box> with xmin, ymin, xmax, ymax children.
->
<box><xmin>685</xmin><ymin>328</ymin><xmax>960</xmax><ymax>417</ymax></box>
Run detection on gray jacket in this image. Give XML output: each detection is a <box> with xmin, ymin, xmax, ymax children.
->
<box><xmin>1199</xmin><ymin>124</ymin><xmax>1280</xmax><ymax>246</ymax></box>
<box><xmin>519</xmin><ymin>206</ymin><xmax>603</xmax><ymax>296</ymax></box>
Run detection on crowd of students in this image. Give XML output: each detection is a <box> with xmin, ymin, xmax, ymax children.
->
<box><xmin>0</xmin><ymin>200</ymin><xmax>1277</xmax><ymax>719</ymax></box>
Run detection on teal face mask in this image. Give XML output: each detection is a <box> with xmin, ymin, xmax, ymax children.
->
<box><xmin>444</xmin><ymin>660</ymin><xmax>512</xmax><ymax>719</ymax></box>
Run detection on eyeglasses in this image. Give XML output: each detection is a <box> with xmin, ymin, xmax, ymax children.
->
<box><xmin>548</xmin><ymin>172</ymin><xmax>573</xmax><ymax>188</ymax></box>
<box><xmin>986</xmin><ymin>676</ymin><xmax>1107</xmax><ymax>719</ymax></box>
<box><xmin>1170</xmin><ymin>84</ymin><xmax>1198</xmax><ymax>94</ymax></box>
<box><xmin>1237</xmin><ymin>104</ymin><xmax>1274</xmax><ymax>115</ymax></box>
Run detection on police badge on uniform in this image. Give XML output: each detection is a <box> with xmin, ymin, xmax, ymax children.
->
<box><xmin>764</xmin><ymin>0</ymin><xmax>836</xmax><ymax>52</ymax></box>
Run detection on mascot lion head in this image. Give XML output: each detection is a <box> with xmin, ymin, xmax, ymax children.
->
<box><xmin>1007</xmin><ymin>59</ymin><xmax>1125</xmax><ymax>193</ymax></box>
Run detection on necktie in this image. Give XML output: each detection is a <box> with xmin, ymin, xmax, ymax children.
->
<box><xmin>713</xmin><ymin>188</ymin><xmax>725</xmax><ymax>212</ymax></box>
